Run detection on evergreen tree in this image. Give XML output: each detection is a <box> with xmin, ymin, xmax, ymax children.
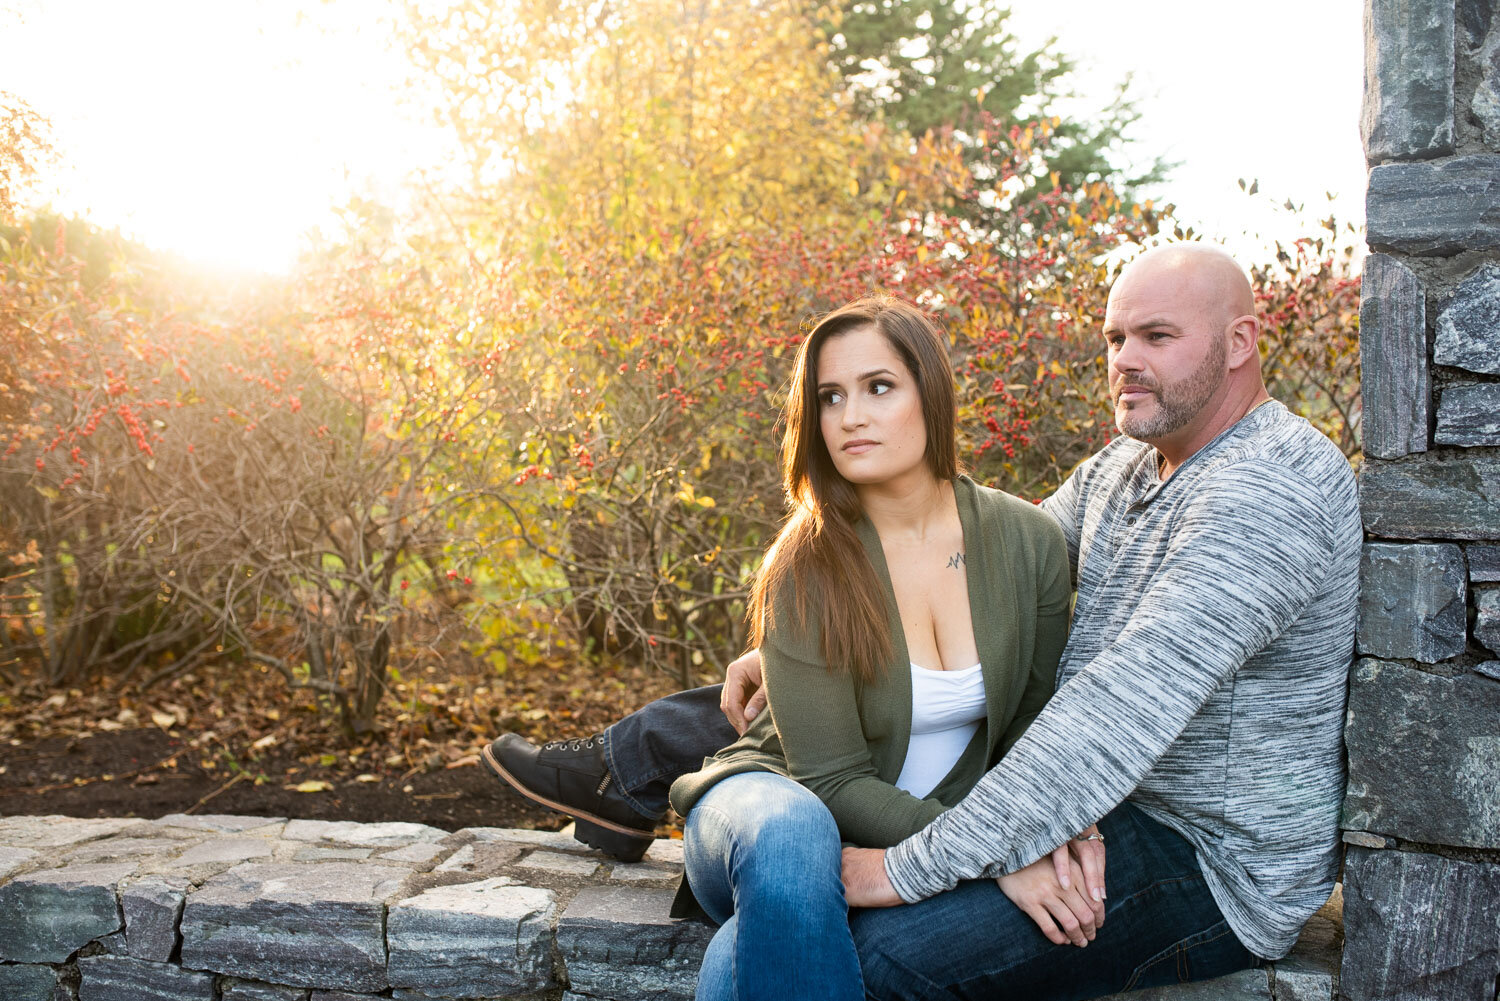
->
<box><xmin>822</xmin><ymin>0</ymin><xmax>1167</xmax><ymax>198</ymax></box>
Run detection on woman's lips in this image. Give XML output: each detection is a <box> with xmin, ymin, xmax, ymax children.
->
<box><xmin>841</xmin><ymin>439</ymin><xmax>878</xmax><ymax>454</ymax></box>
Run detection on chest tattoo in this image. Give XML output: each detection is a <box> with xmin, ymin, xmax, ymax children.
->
<box><xmin>946</xmin><ymin>551</ymin><xmax>966</xmax><ymax>570</ymax></box>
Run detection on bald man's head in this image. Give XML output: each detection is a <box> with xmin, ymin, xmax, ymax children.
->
<box><xmin>1101</xmin><ymin>243</ymin><xmax>1267</xmax><ymax>464</ymax></box>
<box><xmin>1111</xmin><ymin>244</ymin><xmax>1255</xmax><ymax>330</ymax></box>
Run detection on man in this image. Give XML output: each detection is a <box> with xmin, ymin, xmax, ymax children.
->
<box><xmin>484</xmin><ymin>244</ymin><xmax>1361</xmax><ymax>998</ymax></box>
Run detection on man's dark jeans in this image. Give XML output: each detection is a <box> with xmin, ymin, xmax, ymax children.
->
<box><xmin>850</xmin><ymin>802</ymin><xmax>1258</xmax><ymax>1001</ymax></box>
<box><xmin>601</xmin><ymin>685</ymin><xmax>1260</xmax><ymax>1000</ymax></box>
<box><xmin>601</xmin><ymin>684</ymin><xmax>735</xmax><ymax>819</ymax></box>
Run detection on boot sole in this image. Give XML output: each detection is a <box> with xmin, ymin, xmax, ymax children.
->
<box><xmin>480</xmin><ymin>742</ymin><xmax>656</xmax><ymax>860</ymax></box>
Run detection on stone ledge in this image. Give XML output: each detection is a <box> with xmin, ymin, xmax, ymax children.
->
<box><xmin>0</xmin><ymin>814</ymin><xmax>1340</xmax><ymax>1001</ymax></box>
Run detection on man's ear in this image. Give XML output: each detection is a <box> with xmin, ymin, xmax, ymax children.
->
<box><xmin>1224</xmin><ymin>314</ymin><xmax>1261</xmax><ymax>370</ymax></box>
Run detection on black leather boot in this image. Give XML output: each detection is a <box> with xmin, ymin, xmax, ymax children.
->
<box><xmin>481</xmin><ymin>732</ymin><xmax>658</xmax><ymax>862</ymax></box>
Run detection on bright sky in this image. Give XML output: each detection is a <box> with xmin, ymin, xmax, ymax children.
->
<box><xmin>1006</xmin><ymin>0</ymin><xmax>1367</xmax><ymax>264</ymax></box>
<box><xmin>2</xmin><ymin>0</ymin><xmax>1365</xmax><ymax>274</ymax></box>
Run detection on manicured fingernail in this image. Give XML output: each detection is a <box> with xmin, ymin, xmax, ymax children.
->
<box><xmin>1092</xmin><ymin>888</ymin><xmax>1101</xmax><ymax>902</ymax></box>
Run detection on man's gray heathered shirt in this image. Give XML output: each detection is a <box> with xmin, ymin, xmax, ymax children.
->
<box><xmin>884</xmin><ymin>401</ymin><xmax>1362</xmax><ymax>960</ymax></box>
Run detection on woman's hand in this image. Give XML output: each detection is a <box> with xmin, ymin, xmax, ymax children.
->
<box><xmin>1050</xmin><ymin>823</ymin><xmax>1107</xmax><ymax>906</ymax></box>
<box><xmin>997</xmin><ymin>853</ymin><xmax>1100</xmax><ymax>947</ymax></box>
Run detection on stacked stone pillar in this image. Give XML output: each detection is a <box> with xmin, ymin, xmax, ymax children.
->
<box><xmin>1344</xmin><ymin>2</ymin><xmax>1500</xmax><ymax>999</ymax></box>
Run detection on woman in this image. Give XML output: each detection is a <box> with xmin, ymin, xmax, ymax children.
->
<box><xmin>667</xmin><ymin>296</ymin><xmax>1091</xmax><ymax>1001</ymax></box>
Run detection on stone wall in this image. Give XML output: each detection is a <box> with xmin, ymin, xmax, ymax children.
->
<box><xmin>1349</xmin><ymin>1</ymin><xmax>1500</xmax><ymax>999</ymax></box>
<box><xmin>0</xmin><ymin>813</ymin><xmax>1337</xmax><ymax>1001</ymax></box>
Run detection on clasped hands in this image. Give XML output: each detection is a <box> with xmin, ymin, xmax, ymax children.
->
<box><xmin>839</xmin><ymin>826</ymin><xmax>1106</xmax><ymax>948</ymax></box>
<box><xmin>722</xmin><ymin>650</ymin><xmax>1107</xmax><ymax>948</ymax></box>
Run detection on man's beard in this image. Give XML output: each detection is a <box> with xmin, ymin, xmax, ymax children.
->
<box><xmin>1113</xmin><ymin>336</ymin><xmax>1227</xmax><ymax>441</ymax></box>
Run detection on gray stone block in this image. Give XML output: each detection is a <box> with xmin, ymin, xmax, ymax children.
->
<box><xmin>168</xmin><ymin>837</ymin><xmax>273</xmax><ymax>868</ymax></box>
<box><xmin>1362</xmin><ymin>0</ymin><xmax>1455</xmax><ymax>161</ymax></box>
<box><xmin>1360</xmin><ymin>453</ymin><xmax>1500</xmax><ymax>540</ymax></box>
<box><xmin>1478</xmin><ymin>659</ymin><xmax>1500</xmax><ymax>680</ymax></box>
<box><xmin>1477</xmin><ymin>588</ymin><xmax>1500</xmax><ymax>654</ymax></box>
<box><xmin>0</xmin><ymin>863</ymin><xmax>132</xmax><ymax>962</ymax></box>
<box><xmin>386</xmin><ymin>877</ymin><xmax>558</xmax><ymax>997</ymax></box>
<box><xmin>1435</xmin><ymin>263</ymin><xmax>1500</xmax><ymax>374</ymax></box>
<box><xmin>1367</xmin><ymin>154</ymin><xmax>1500</xmax><ymax>255</ymax></box>
<box><xmin>1272</xmin><ymin>963</ymin><xmax>1334</xmax><ymax>1001</ymax></box>
<box><xmin>0</xmin><ymin>845</ymin><xmax>40</xmax><ymax>879</ymax></box>
<box><xmin>1435</xmin><ymin>383</ymin><xmax>1500</xmax><ymax>446</ymax></box>
<box><xmin>0</xmin><ymin>817</ymin><xmax>136</xmax><ymax>850</ymax></box>
<box><xmin>515</xmin><ymin>851</ymin><xmax>600</xmax><ymax>878</ymax></box>
<box><xmin>62</xmin><ymin>838</ymin><xmax>189</xmax><ymax>866</ymax></box>
<box><xmin>179</xmin><ymin>863</ymin><xmax>406</xmax><ymax>991</ymax></box>
<box><xmin>220</xmin><ymin>980</ymin><xmax>311</xmax><ymax>1001</ymax></box>
<box><xmin>0</xmin><ymin>964</ymin><xmax>61</xmax><ymax>1001</ymax></box>
<box><xmin>1341</xmin><ymin>847</ymin><xmax>1500</xmax><ymax>1001</ymax></box>
<box><xmin>1359</xmin><ymin>255</ymin><xmax>1429</xmax><ymax>458</ymax></box>
<box><xmin>432</xmin><ymin>842</ymin><xmax>523</xmax><ymax>877</ymax></box>
<box><xmin>121</xmin><ymin>874</ymin><xmax>189</xmax><ymax>962</ymax></box>
<box><xmin>1470</xmin><ymin>544</ymin><xmax>1500</xmax><ymax>581</ymax></box>
<box><xmin>154</xmin><ymin>814</ymin><xmax>285</xmax><ymax>834</ymax></box>
<box><xmin>308</xmin><ymin>994</ymin><xmax>383</xmax><ymax>1001</ymax></box>
<box><xmin>1343</xmin><ymin>659</ymin><xmax>1500</xmax><ymax>849</ymax></box>
<box><xmin>557</xmin><ymin>886</ymin><xmax>714</xmax><ymax>1001</ymax></box>
<box><xmin>1470</xmin><ymin>3</ymin><xmax>1500</xmax><ymax>148</ymax></box>
<box><xmin>280</xmin><ymin>820</ymin><xmax>447</xmax><ymax>847</ymax></box>
<box><xmin>76</xmin><ymin>955</ymin><xmax>216</xmax><ymax>1001</ymax></box>
<box><xmin>643</xmin><ymin>839</ymin><xmax>684</xmax><ymax>865</ymax></box>
<box><xmin>1357</xmin><ymin>544</ymin><xmax>1467</xmax><ymax>661</ymax></box>
<box><xmin>376</xmin><ymin>842</ymin><xmax>449</xmax><ymax>865</ymax></box>
<box><xmin>460</xmin><ymin>826</ymin><xmax>588</xmax><ymax>852</ymax></box>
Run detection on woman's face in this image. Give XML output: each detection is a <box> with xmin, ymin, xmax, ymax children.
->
<box><xmin>815</xmin><ymin>324</ymin><xmax>928</xmax><ymax>487</ymax></box>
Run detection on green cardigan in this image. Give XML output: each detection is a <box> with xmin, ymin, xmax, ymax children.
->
<box><xmin>668</xmin><ymin>476</ymin><xmax>1072</xmax><ymax>848</ymax></box>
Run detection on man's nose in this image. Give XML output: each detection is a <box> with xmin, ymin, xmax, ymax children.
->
<box><xmin>1112</xmin><ymin>335</ymin><xmax>1144</xmax><ymax>374</ymax></box>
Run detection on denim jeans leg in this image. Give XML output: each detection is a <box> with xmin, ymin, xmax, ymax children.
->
<box><xmin>602</xmin><ymin>684</ymin><xmax>737</xmax><ymax>819</ymax></box>
<box><xmin>684</xmin><ymin>772</ymin><xmax>864</xmax><ymax>1001</ymax></box>
<box><xmin>851</xmin><ymin>802</ymin><xmax>1258</xmax><ymax>1001</ymax></box>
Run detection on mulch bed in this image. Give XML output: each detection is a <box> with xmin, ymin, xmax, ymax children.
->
<box><xmin>0</xmin><ymin>656</ymin><xmax>688</xmax><ymax>835</ymax></box>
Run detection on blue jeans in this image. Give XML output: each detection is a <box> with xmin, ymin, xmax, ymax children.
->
<box><xmin>851</xmin><ymin>802</ymin><xmax>1259</xmax><ymax>1001</ymax></box>
<box><xmin>603</xmin><ymin>684</ymin><xmax>734</xmax><ymax>819</ymax></box>
<box><xmin>683</xmin><ymin>772</ymin><xmax>864</xmax><ymax>1001</ymax></box>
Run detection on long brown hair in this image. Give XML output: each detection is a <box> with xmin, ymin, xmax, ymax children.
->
<box><xmin>748</xmin><ymin>295</ymin><xmax>959</xmax><ymax>683</ymax></box>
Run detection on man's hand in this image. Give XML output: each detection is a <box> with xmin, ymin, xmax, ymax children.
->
<box><xmin>1049</xmin><ymin>823</ymin><xmax>1107</xmax><ymax>922</ymax></box>
<box><xmin>998</xmin><ymin>854</ymin><xmax>1100</xmax><ymax>947</ymax></box>
<box><xmin>720</xmin><ymin>649</ymin><xmax>765</xmax><ymax>735</ymax></box>
<box><xmin>840</xmin><ymin>847</ymin><xmax>902</xmax><ymax>907</ymax></box>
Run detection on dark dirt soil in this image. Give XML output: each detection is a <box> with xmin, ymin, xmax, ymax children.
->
<box><xmin>0</xmin><ymin>656</ymin><xmax>688</xmax><ymax>836</ymax></box>
<box><xmin>0</xmin><ymin>726</ymin><xmax>565</xmax><ymax>832</ymax></box>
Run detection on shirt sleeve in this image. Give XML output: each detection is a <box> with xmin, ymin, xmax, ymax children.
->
<box><xmin>1040</xmin><ymin>461</ymin><xmax>1088</xmax><ymax>585</ymax></box>
<box><xmin>885</xmin><ymin>460</ymin><xmax>1337</xmax><ymax>902</ymax></box>
<box><xmin>762</xmin><ymin>638</ymin><xmax>947</xmax><ymax>847</ymax></box>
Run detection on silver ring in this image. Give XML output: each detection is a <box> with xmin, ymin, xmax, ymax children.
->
<box><xmin>1074</xmin><ymin>833</ymin><xmax>1105</xmax><ymax>843</ymax></box>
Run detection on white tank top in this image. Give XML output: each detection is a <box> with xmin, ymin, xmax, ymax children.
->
<box><xmin>894</xmin><ymin>661</ymin><xmax>986</xmax><ymax>799</ymax></box>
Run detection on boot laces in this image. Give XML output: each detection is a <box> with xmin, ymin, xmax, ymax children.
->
<box><xmin>541</xmin><ymin>735</ymin><xmax>600</xmax><ymax>753</ymax></box>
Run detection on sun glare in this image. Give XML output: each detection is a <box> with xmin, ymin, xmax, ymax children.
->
<box><xmin>3</xmin><ymin>0</ymin><xmax>451</xmax><ymax>274</ymax></box>
<box><xmin>3</xmin><ymin>0</ymin><xmax>1363</xmax><ymax>275</ymax></box>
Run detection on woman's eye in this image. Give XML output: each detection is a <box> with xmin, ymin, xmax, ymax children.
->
<box><xmin>820</xmin><ymin>390</ymin><xmax>844</xmax><ymax>407</ymax></box>
<box><xmin>870</xmin><ymin>381</ymin><xmax>891</xmax><ymax>395</ymax></box>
